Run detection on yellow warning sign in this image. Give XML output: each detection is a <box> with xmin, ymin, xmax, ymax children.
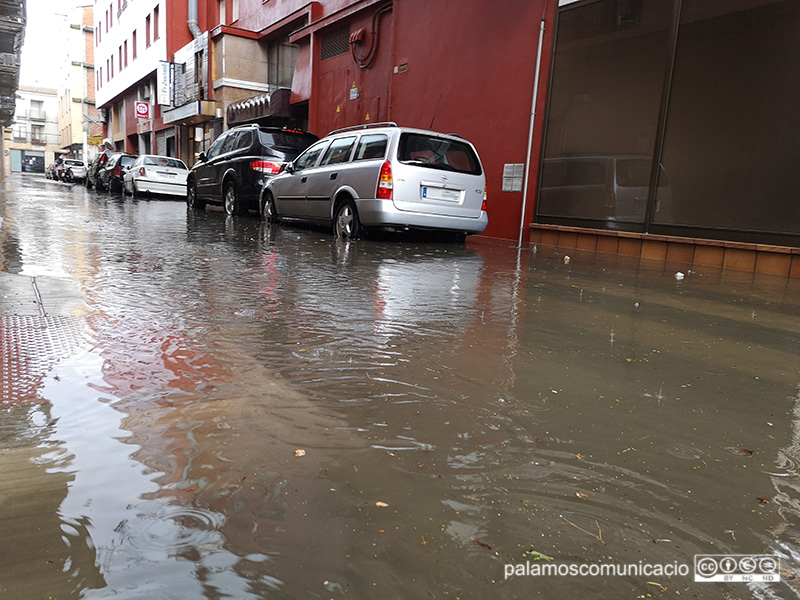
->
<box><xmin>336</xmin><ymin>105</ymin><xmax>341</xmax><ymax>113</ymax></box>
<box><xmin>351</xmin><ymin>81</ymin><xmax>357</xmax><ymax>88</ymax></box>
<box><xmin>365</xmin><ymin>113</ymin><xmax>370</xmax><ymax>121</ymax></box>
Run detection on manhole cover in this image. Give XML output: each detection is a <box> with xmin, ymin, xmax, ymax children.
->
<box><xmin>1</xmin><ymin>315</ymin><xmax>86</xmax><ymax>404</ymax></box>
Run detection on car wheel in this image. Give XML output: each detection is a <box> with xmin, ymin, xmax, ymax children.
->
<box><xmin>187</xmin><ymin>180</ymin><xmax>205</xmax><ymax>210</ymax></box>
<box><xmin>334</xmin><ymin>198</ymin><xmax>362</xmax><ymax>239</ymax></box>
<box><xmin>260</xmin><ymin>192</ymin><xmax>277</xmax><ymax>224</ymax></box>
<box><xmin>223</xmin><ymin>181</ymin><xmax>243</xmax><ymax>216</ymax></box>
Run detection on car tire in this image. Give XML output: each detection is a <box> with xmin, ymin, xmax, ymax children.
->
<box><xmin>260</xmin><ymin>192</ymin><xmax>277</xmax><ymax>224</ymax></box>
<box><xmin>223</xmin><ymin>180</ymin><xmax>244</xmax><ymax>216</ymax></box>
<box><xmin>334</xmin><ymin>198</ymin><xmax>362</xmax><ymax>239</ymax></box>
<box><xmin>187</xmin><ymin>180</ymin><xmax>205</xmax><ymax>210</ymax></box>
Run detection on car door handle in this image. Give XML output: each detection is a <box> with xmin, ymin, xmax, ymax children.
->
<box><xmin>329</xmin><ymin>173</ymin><xmax>338</xmax><ymax>180</ymax></box>
<box><xmin>301</xmin><ymin>176</ymin><xmax>307</xmax><ymax>183</ymax></box>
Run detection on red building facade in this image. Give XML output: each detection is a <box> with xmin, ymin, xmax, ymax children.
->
<box><xmin>227</xmin><ymin>0</ymin><xmax>556</xmax><ymax>242</ymax></box>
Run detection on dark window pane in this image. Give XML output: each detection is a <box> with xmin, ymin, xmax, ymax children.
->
<box><xmin>538</xmin><ymin>0</ymin><xmax>673</xmax><ymax>225</ymax></box>
<box><xmin>656</xmin><ymin>0</ymin><xmax>800</xmax><ymax>235</ymax></box>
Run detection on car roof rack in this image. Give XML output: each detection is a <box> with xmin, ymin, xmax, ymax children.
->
<box><xmin>325</xmin><ymin>122</ymin><xmax>398</xmax><ymax>136</ymax></box>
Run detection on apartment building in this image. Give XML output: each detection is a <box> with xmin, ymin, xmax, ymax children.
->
<box><xmin>6</xmin><ymin>86</ymin><xmax>60</xmax><ymax>173</ymax></box>
<box><xmin>58</xmin><ymin>4</ymin><xmax>103</xmax><ymax>163</ymax></box>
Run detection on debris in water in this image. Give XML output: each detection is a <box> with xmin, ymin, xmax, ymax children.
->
<box><xmin>472</xmin><ymin>540</ymin><xmax>492</xmax><ymax>550</ymax></box>
<box><xmin>375</xmin><ymin>501</ymin><xmax>389</xmax><ymax>508</ymax></box>
<box><xmin>564</xmin><ymin>255</ymin><xmax>571</xmax><ymax>264</ymax></box>
<box><xmin>675</xmin><ymin>271</ymin><xmax>685</xmax><ymax>281</ymax></box>
<box><xmin>524</xmin><ymin>549</ymin><xmax>554</xmax><ymax>561</ymax></box>
<box><xmin>575</xmin><ymin>491</ymin><xmax>589</xmax><ymax>499</ymax></box>
<box><xmin>294</xmin><ymin>449</ymin><xmax>306</xmax><ymax>457</ymax></box>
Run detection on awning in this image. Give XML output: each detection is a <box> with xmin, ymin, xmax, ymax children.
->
<box><xmin>226</xmin><ymin>88</ymin><xmax>293</xmax><ymax>125</ymax></box>
<box><xmin>162</xmin><ymin>100</ymin><xmax>221</xmax><ymax>125</ymax></box>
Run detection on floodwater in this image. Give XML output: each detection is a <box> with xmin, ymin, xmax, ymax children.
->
<box><xmin>1</xmin><ymin>174</ymin><xmax>799</xmax><ymax>599</ymax></box>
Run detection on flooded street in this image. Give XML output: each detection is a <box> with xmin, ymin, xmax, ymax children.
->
<box><xmin>2</xmin><ymin>174</ymin><xmax>799</xmax><ymax>599</ymax></box>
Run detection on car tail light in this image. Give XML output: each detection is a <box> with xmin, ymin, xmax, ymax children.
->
<box><xmin>251</xmin><ymin>160</ymin><xmax>283</xmax><ymax>174</ymax></box>
<box><xmin>376</xmin><ymin>161</ymin><xmax>393</xmax><ymax>200</ymax></box>
<box><xmin>138</xmin><ymin>167</ymin><xmax>146</xmax><ymax>176</ymax></box>
<box><xmin>603</xmin><ymin>185</ymin><xmax>616</xmax><ymax>212</ymax></box>
<box><xmin>482</xmin><ymin>185</ymin><xmax>487</xmax><ymax>211</ymax></box>
<box><xmin>114</xmin><ymin>164</ymin><xmax>121</xmax><ymax>176</ymax></box>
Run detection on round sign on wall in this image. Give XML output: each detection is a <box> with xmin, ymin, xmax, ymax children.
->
<box><xmin>135</xmin><ymin>102</ymin><xmax>150</xmax><ymax>119</ymax></box>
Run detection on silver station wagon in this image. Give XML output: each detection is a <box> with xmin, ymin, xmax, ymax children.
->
<box><xmin>260</xmin><ymin>123</ymin><xmax>488</xmax><ymax>239</ymax></box>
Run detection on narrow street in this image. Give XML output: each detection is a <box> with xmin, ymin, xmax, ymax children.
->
<box><xmin>1</xmin><ymin>173</ymin><xmax>799</xmax><ymax>599</ymax></box>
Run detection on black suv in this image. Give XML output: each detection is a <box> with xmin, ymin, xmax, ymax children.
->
<box><xmin>186</xmin><ymin>125</ymin><xmax>318</xmax><ymax>215</ymax></box>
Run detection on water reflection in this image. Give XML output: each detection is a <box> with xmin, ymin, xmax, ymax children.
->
<box><xmin>2</xmin><ymin>176</ymin><xmax>800</xmax><ymax>598</ymax></box>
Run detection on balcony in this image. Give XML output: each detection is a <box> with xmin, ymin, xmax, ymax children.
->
<box><xmin>28</xmin><ymin>109</ymin><xmax>46</xmax><ymax>120</ymax></box>
<box><xmin>31</xmin><ymin>136</ymin><xmax>45</xmax><ymax>145</ymax></box>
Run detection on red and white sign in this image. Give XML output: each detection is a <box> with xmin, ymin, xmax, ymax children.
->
<box><xmin>135</xmin><ymin>101</ymin><xmax>151</xmax><ymax>119</ymax></box>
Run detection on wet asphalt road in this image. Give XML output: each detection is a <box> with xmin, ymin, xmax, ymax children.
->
<box><xmin>1</xmin><ymin>173</ymin><xmax>800</xmax><ymax>599</ymax></box>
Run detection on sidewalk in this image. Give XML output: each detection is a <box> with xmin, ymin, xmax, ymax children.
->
<box><xmin>1</xmin><ymin>272</ymin><xmax>88</xmax><ymax>403</ymax></box>
<box><xmin>0</xmin><ymin>271</ymin><xmax>85</xmax><ymax>316</ymax></box>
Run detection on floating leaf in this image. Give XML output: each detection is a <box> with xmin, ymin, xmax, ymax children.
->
<box><xmin>524</xmin><ymin>550</ymin><xmax>554</xmax><ymax>561</ymax></box>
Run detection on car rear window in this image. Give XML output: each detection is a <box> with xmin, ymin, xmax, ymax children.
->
<box><xmin>120</xmin><ymin>156</ymin><xmax>137</xmax><ymax>167</ymax></box>
<box><xmin>397</xmin><ymin>133</ymin><xmax>482</xmax><ymax>175</ymax></box>
<box><xmin>144</xmin><ymin>156</ymin><xmax>187</xmax><ymax>169</ymax></box>
<box><xmin>259</xmin><ymin>131</ymin><xmax>319</xmax><ymax>155</ymax></box>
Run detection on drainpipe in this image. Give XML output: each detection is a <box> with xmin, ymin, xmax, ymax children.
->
<box><xmin>518</xmin><ymin>19</ymin><xmax>546</xmax><ymax>248</ymax></box>
<box><xmin>188</xmin><ymin>0</ymin><xmax>202</xmax><ymax>38</ymax></box>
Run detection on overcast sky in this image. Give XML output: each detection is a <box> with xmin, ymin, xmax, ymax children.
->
<box><xmin>19</xmin><ymin>0</ymin><xmax>86</xmax><ymax>88</ymax></box>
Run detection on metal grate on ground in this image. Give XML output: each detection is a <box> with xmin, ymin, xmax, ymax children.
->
<box><xmin>1</xmin><ymin>315</ymin><xmax>87</xmax><ymax>404</ymax></box>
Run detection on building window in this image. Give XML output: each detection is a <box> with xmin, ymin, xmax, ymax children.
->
<box><xmin>106</xmin><ymin>59</ymin><xmax>110</xmax><ymax>81</ymax></box>
<box><xmin>146</xmin><ymin>14</ymin><xmax>151</xmax><ymax>47</ymax></box>
<box><xmin>119</xmin><ymin>46</ymin><xmax>122</xmax><ymax>71</ymax></box>
<box><xmin>124</xmin><ymin>40</ymin><xmax>128</xmax><ymax>66</ymax></box>
<box><xmin>320</xmin><ymin>26</ymin><xmax>350</xmax><ymax>61</ymax></box>
<box><xmin>31</xmin><ymin>125</ymin><xmax>44</xmax><ymax>144</ymax></box>
<box><xmin>110</xmin><ymin>56</ymin><xmax>114</xmax><ymax>78</ymax></box>
<box><xmin>109</xmin><ymin>3</ymin><xmax>113</xmax><ymax>27</ymax></box>
<box><xmin>132</xmin><ymin>30</ymin><xmax>137</xmax><ymax>58</ymax></box>
<box><xmin>105</xmin><ymin>9</ymin><xmax>108</xmax><ymax>32</ymax></box>
<box><xmin>153</xmin><ymin>5</ymin><xmax>159</xmax><ymax>40</ymax></box>
<box><xmin>231</xmin><ymin>0</ymin><xmax>238</xmax><ymax>22</ymax></box>
<box><xmin>219</xmin><ymin>0</ymin><xmax>225</xmax><ymax>26</ymax></box>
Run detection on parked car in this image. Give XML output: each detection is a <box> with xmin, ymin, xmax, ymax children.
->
<box><xmin>123</xmin><ymin>155</ymin><xmax>188</xmax><ymax>198</ymax></box>
<box><xmin>538</xmin><ymin>155</ymin><xmax>672</xmax><ymax>224</ymax></box>
<box><xmin>186</xmin><ymin>124</ymin><xmax>318</xmax><ymax>215</ymax></box>
<box><xmin>259</xmin><ymin>123</ymin><xmax>489</xmax><ymax>239</ymax></box>
<box><xmin>86</xmin><ymin>151</ymin><xmax>113</xmax><ymax>190</ymax></box>
<box><xmin>98</xmin><ymin>153</ymin><xmax>137</xmax><ymax>193</ymax></box>
<box><xmin>62</xmin><ymin>159</ymin><xmax>87</xmax><ymax>183</ymax></box>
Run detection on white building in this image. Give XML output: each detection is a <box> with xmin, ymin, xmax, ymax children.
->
<box><xmin>94</xmin><ymin>0</ymin><xmax>168</xmax><ymax>154</ymax></box>
<box><xmin>6</xmin><ymin>86</ymin><xmax>61</xmax><ymax>173</ymax></box>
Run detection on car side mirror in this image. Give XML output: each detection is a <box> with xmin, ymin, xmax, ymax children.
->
<box><xmin>281</xmin><ymin>163</ymin><xmax>291</xmax><ymax>174</ymax></box>
<box><xmin>198</xmin><ymin>151</ymin><xmax>207</xmax><ymax>162</ymax></box>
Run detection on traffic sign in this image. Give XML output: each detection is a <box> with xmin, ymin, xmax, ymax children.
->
<box><xmin>135</xmin><ymin>102</ymin><xmax>151</xmax><ymax>119</ymax></box>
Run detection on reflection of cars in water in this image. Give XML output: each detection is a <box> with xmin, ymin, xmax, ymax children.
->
<box><xmin>261</xmin><ymin>123</ymin><xmax>489</xmax><ymax>239</ymax></box>
<box><xmin>538</xmin><ymin>155</ymin><xmax>671</xmax><ymax>224</ymax></box>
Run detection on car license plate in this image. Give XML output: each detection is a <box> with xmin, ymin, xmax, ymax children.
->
<box><xmin>421</xmin><ymin>186</ymin><xmax>461</xmax><ymax>202</ymax></box>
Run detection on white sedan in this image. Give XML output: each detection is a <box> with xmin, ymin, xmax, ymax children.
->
<box><xmin>123</xmin><ymin>155</ymin><xmax>188</xmax><ymax>198</ymax></box>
